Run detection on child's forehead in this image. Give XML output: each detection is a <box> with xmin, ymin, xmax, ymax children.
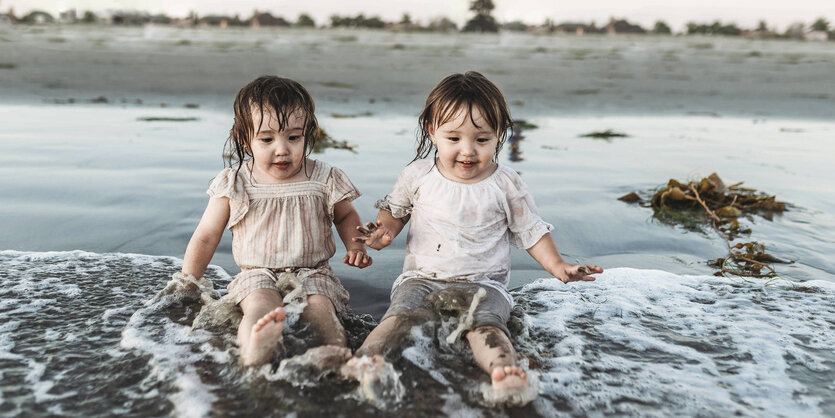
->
<box><xmin>250</xmin><ymin>104</ymin><xmax>307</xmax><ymax>129</ymax></box>
<box><xmin>436</xmin><ymin>104</ymin><xmax>490</xmax><ymax>129</ymax></box>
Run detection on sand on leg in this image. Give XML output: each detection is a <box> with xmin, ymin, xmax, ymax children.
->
<box><xmin>238</xmin><ymin>288</ymin><xmax>285</xmax><ymax>366</ymax></box>
<box><xmin>466</xmin><ymin>325</ymin><xmax>527</xmax><ymax>390</ymax></box>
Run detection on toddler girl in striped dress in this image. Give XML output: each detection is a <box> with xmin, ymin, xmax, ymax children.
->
<box><xmin>178</xmin><ymin>75</ymin><xmax>371</xmax><ymax>367</ymax></box>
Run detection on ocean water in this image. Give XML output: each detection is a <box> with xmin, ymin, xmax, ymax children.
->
<box><xmin>1</xmin><ymin>250</ymin><xmax>833</xmax><ymax>416</ymax></box>
<box><xmin>1</xmin><ymin>104</ymin><xmax>834</xmax><ymax>415</ymax></box>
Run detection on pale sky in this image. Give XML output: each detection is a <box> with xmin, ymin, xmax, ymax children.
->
<box><xmin>4</xmin><ymin>0</ymin><xmax>835</xmax><ymax>31</ymax></box>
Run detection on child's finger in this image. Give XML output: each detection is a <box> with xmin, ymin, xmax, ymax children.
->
<box><xmin>352</xmin><ymin>236</ymin><xmax>367</xmax><ymax>243</ymax></box>
<box><xmin>356</xmin><ymin>226</ymin><xmax>370</xmax><ymax>234</ymax></box>
<box><xmin>365</xmin><ymin>221</ymin><xmax>377</xmax><ymax>230</ymax></box>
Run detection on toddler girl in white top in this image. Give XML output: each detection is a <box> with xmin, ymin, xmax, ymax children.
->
<box><xmin>351</xmin><ymin>71</ymin><xmax>603</xmax><ymax>400</ymax></box>
<box><xmin>178</xmin><ymin>75</ymin><xmax>371</xmax><ymax>367</ymax></box>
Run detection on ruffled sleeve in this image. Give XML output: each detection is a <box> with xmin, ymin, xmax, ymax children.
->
<box><xmin>497</xmin><ymin>167</ymin><xmax>554</xmax><ymax>249</ymax></box>
<box><xmin>326</xmin><ymin>166</ymin><xmax>361</xmax><ymax>220</ymax></box>
<box><xmin>206</xmin><ymin>168</ymin><xmax>250</xmax><ymax>229</ymax></box>
<box><xmin>374</xmin><ymin>161</ymin><xmax>422</xmax><ymax>219</ymax></box>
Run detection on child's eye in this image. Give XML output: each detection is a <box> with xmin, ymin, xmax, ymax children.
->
<box><xmin>477</xmin><ymin>137</ymin><xmax>491</xmax><ymax>143</ymax></box>
<box><xmin>259</xmin><ymin>137</ymin><xmax>273</xmax><ymax>143</ymax></box>
<box><xmin>289</xmin><ymin>135</ymin><xmax>303</xmax><ymax>142</ymax></box>
<box><xmin>447</xmin><ymin>137</ymin><xmax>460</xmax><ymax>142</ymax></box>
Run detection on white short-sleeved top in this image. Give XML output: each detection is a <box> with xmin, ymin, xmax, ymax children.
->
<box><xmin>377</xmin><ymin>158</ymin><xmax>553</xmax><ymax>305</ymax></box>
<box><xmin>207</xmin><ymin>159</ymin><xmax>360</xmax><ymax>270</ymax></box>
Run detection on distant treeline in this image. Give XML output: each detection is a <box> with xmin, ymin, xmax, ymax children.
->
<box><xmin>3</xmin><ymin>8</ymin><xmax>834</xmax><ymax>41</ymax></box>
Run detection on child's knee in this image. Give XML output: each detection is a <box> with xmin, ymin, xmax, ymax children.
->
<box><xmin>306</xmin><ymin>294</ymin><xmax>336</xmax><ymax>312</ymax></box>
<box><xmin>239</xmin><ymin>288</ymin><xmax>283</xmax><ymax>311</ymax></box>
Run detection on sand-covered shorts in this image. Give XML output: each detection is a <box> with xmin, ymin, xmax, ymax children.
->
<box><xmin>381</xmin><ymin>277</ymin><xmax>512</xmax><ymax>337</ymax></box>
<box><xmin>226</xmin><ymin>263</ymin><xmax>350</xmax><ymax>314</ymax></box>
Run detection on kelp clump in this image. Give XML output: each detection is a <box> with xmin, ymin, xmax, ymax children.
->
<box><xmin>647</xmin><ymin>173</ymin><xmax>785</xmax><ymax>232</ymax></box>
<box><xmin>620</xmin><ymin>173</ymin><xmax>792</xmax><ymax>278</ymax></box>
<box><xmin>313</xmin><ymin>127</ymin><xmax>357</xmax><ymax>153</ymax></box>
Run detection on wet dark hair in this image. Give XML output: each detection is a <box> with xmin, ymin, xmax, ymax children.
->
<box><xmin>224</xmin><ymin>75</ymin><xmax>318</xmax><ymax>175</ymax></box>
<box><xmin>414</xmin><ymin>71</ymin><xmax>512</xmax><ymax>163</ymax></box>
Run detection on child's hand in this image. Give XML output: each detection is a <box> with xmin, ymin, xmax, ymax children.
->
<box><xmin>353</xmin><ymin>221</ymin><xmax>394</xmax><ymax>250</ymax></box>
<box><xmin>343</xmin><ymin>249</ymin><xmax>372</xmax><ymax>268</ymax></box>
<box><xmin>555</xmin><ymin>263</ymin><xmax>603</xmax><ymax>283</ymax></box>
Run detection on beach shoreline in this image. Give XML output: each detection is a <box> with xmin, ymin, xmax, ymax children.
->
<box><xmin>1</xmin><ymin>25</ymin><xmax>834</xmax><ymax>119</ymax></box>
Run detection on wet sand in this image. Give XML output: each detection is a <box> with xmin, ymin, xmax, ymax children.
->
<box><xmin>1</xmin><ymin>25</ymin><xmax>834</xmax><ymax>119</ymax></box>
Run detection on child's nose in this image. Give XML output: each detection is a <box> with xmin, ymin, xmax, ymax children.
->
<box><xmin>460</xmin><ymin>142</ymin><xmax>476</xmax><ymax>155</ymax></box>
<box><xmin>275</xmin><ymin>141</ymin><xmax>289</xmax><ymax>155</ymax></box>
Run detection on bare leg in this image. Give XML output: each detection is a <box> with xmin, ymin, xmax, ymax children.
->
<box><xmin>355</xmin><ymin>315</ymin><xmax>401</xmax><ymax>357</ymax></box>
<box><xmin>466</xmin><ymin>325</ymin><xmax>527</xmax><ymax>389</ymax></box>
<box><xmin>301</xmin><ymin>294</ymin><xmax>348</xmax><ymax>347</ymax></box>
<box><xmin>341</xmin><ymin>315</ymin><xmax>400</xmax><ymax>388</ymax></box>
<box><xmin>299</xmin><ymin>294</ymin><xmax>351</xmax><ymax>365</ymax></box>
<box><xmin>238</xmin><ymin>289</ymin><xmax>285</xmax><ymax>367</ymax></box>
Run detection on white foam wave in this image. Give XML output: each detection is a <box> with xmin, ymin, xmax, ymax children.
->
<box><xmin>121</xmin><ymin>303</ymin><xmax>224</xmax><ymax>417</ymax></box>
<box><xmin>519</xmin><ymin>268</ymin><xmax>835</xmax><ymax>416</ymax></box>
<box><xmin>0</xmin><ymin>321</ymin><xmax>22</xmax><ymax>361</ymax></box>
<box><xmin>25</xmin><ymin>359</ymin><xmax>77</xmax><ymax>403</ymax></box>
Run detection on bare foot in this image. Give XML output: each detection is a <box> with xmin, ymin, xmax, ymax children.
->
<box><xmin>303</xmin><ymin>345</ymin><xmax>352</xmax><ymax>371</ymax></box>
<box><xmin>340</xmin><ymin>355</ymin><xmax>404</xmax><ymax>407</ymax></box>
<box><xmin>241</xmin><ymin>307</ymin><xmax>286</xmax><ymax>366</ymax></box>
<box><xmin>483</xmin><ymin>366</ymin><xmax>537</xmax><ymax>406</ymax></box>
<box><xmin>340</xmin><ymin>354</ymin><xmax>386</xmax><ymax>380</ymax></box>
<box><xmin>491</xmin><ymin>365</ymin><xmax>527</xmax><ymax>390</ymax></box>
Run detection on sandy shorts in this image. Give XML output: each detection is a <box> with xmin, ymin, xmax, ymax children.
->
<box><xmin>226</xmin><ymin>263</ymin><xmax>350</xmax><ymax>314</ymax></box>
<box><xmin>381</xmin><ymin>277</ymin><xmax>512</xmax><ymax>337</ymax></box>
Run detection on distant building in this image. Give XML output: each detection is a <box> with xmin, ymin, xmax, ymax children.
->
<box><xmin>553</xmin><ymin>22</ymin><xmax>600</xmax><ymax>35</ymax></box>
<box><xmin>805</xmin><ymin>30</ymin><xmax>829</xmax><ymax>41</ymax></box>
<box><xmin>742</xmin><ymin>29</ymin><xmax>778</xmax><ymax>39</ymax></box>
<box><xmin>59</xmin><ymin>9</ymin><xmax>77</xmax><ymax>23</ymax></box>
<box><xmin>199</xmin><ymin>15</ymin><xmax>233</xmax><ymax>28</ymax></box>
<box><xmin>1</xmin><ymin>8</ymin><xmax>18</xmax><ymax>24</ymax></box>
<box><xmin>109</xmin><ymin>11</ymin><xmax>147</xmax><ymax>26</ymax></box>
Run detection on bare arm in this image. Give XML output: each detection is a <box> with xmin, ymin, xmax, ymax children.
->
<box><xmin>526</xmin><ymin>233</ymin><xmax>603</xmax><ymax>283</ymax></box>
<box><xmin>353</xmin><ymin>209</ymin><xmax>410</xmax><ymax>250</ymax></box>
<box><xmin>333</xmin><ymin>199</ymin><xmax>372</xmax><ymax>268</ymax></box>
<box><xmin>182</xmin><ymin>197</ymin><xmax>230</xmax><ymax>279</ymax></box>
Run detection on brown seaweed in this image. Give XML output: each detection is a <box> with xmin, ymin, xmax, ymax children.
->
<box><xmin>312</xmin><ymin>127</ymin><xmax>357</xmax><ymax>153</ymax></box>
<box><xmin>580</xmin><ymin>129</ymin><xmax>628</xmax><ymax>140</ymax></box>
<box><xmin>620</xmin><ymin>173</ymin><xmax>792</xmax><ymax>278</ymax></box>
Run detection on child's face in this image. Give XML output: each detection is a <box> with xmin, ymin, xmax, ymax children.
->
<box><xmin>249</xmin><ymin>107</ymin><xmax>307</xmax><ymax>183</ymax></box>
<box><xmin>430</xmin><ymin>106</ymin><xmax>499</xmax><ymax>183</ymax></box>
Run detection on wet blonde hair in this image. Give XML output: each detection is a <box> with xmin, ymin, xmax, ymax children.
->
<box><xmin>414</xmin><ymin>71</ymin><xmax>512</xmax><ymax>162</ymax></box>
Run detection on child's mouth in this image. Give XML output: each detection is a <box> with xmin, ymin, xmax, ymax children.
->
<box><xmin>458</xmin><ymin>161</ymin><xmax>477</xmax><ymax>168</ymax></box>
<box><xmin>274</xmin><ymin>162</ymin><xmax>291</xmax><ymax>170</ymax></box>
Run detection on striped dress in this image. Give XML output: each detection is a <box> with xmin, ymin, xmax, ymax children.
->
<box><xmin>206</xmin><ymin>159</ymin><xmax>360</xmax><ymax>310</ymax></box>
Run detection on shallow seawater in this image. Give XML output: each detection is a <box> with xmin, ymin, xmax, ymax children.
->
<box><xmin>1</xmin><ymin>251</ymin><xmax>833</xmax><ymax>416</ymax></box>
<box><xmin>1</xmin><ymin>104</ymin><xmax>835</xmax><ymax>415</ymax></box>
